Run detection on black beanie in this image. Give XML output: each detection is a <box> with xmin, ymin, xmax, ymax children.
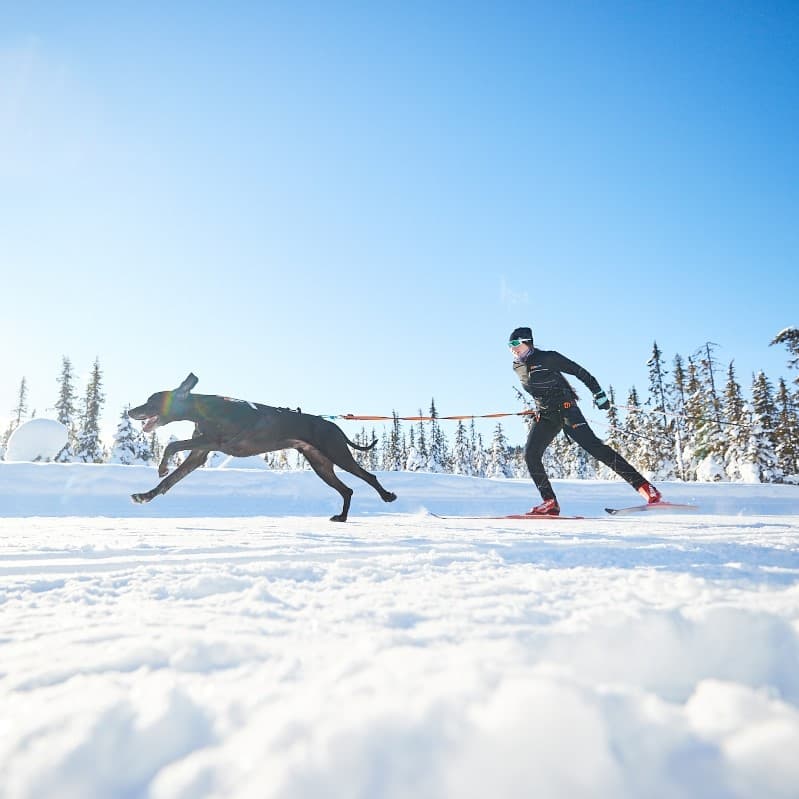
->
<box><xmin>509</xmin><ymin>326</ymin><xmax>533</xmax><ymax>343</ymax></box>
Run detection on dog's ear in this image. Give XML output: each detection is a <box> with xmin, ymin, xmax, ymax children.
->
<box><xmin>175</xmin><ymin>373</ymin><xmax>199</xmax><ymax>397</ymax></box>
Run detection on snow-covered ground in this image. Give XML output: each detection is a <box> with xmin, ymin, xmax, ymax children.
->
<box><xmin>2</xmin><ymin>463</ymin><xmax>799</xmax><ymax>799</ymax></box>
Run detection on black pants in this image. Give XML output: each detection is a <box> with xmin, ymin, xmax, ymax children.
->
<box><xmin>525</xmin><ymin>403</ymin><xmax>646</xmax><ymax>501</ymax></box>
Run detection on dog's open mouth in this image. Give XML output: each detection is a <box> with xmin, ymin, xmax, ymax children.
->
<box><xmin>142</xmin><ymin>415</ymin><xmax>160</xmax><ymax>433</ymax></box>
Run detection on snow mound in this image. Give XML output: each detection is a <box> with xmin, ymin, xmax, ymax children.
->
<box><xmin>5</xmin><ymin>418</ymin><xmax>68</xmax><ymax>462</ymax></box>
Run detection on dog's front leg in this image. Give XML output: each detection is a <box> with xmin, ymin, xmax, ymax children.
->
<box><xmin>132</xmin><ymin>449</ymin><xmax>209</xmax><ymax>503</ymax></box>
<box><xmin>158</xmin><ymin>435</ymin><xmax>214</xmax><ymax>477</ymax></box>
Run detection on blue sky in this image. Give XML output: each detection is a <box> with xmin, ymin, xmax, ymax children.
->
<box><xmin>2</xmin><ymin>2</ymin><xmax>797</xmax><ymax>445</ymax></box>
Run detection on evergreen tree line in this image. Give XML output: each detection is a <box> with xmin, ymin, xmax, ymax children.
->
<box><xmin>3</xmin><ymin>329</ymin><xmax>799</xmax><ymax>483</ymax></box>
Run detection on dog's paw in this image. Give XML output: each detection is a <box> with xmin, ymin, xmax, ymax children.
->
<box><xmin>157</xmin><ymin>465</ymin><xmax>169</xmax><ymax>478</ymax></box>
<box><xmin>383</xmin><ymin>492</ymin><xmax>397</xmax><ymax>503</ymax></box>
<box><xmin>131</xmin><ymin>493</ymin><xmax>150</xmax><ymax>504</ymax></box>
<box><xmin>329</xmin><ymin>514</ymin><xmax>347</xmax><ymax>522</ymax></box>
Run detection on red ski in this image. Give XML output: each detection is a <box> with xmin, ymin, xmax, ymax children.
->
<box><xmin>430</xmin><ymin>512</ymin><xmax>586</xmax><ymax>520</ymax></box>
<box><xmin>605</xmin><ymin>501</ymin><xmax>698</xmax><ymax>516</ymax></box>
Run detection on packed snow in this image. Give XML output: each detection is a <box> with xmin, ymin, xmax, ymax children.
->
<box><xmin>4</xmin><ymin>418</ymin><xmax>67</xmax><ymax>462</ymax></box>
<box><xmin>1</xmin><ymin>463</ymin><xmax>799</xmax><ymax>799</ymax></box>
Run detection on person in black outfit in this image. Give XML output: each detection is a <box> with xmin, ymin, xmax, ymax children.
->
<box><xmin>509</xmin><ymin>326</ymin><xmax>662</xmax><ymax>516</ymax></box>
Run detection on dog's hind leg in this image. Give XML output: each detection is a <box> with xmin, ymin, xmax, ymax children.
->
<box><xmin>132</xmin><ymin>449</ymin><xmax>209</xmax><ymax>503</ymax></box>
<box><xmin>339</xmin><ymin>461</ymin><xmax>397</xmax><ymax>504</ymax></box>
<box><xmin>322</xmin><ymin>436</ymin><xmax>397</xmax><ymax>504</ymax></box>
<box><xmin>295</xmin><ymin>444</ymin><xmax>354</xmax><ymax>522</ymax></box>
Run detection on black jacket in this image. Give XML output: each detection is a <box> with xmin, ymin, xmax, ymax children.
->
<box><xmin>513</xmin><ymin>348</ymin><xmax>601</xmax><ymax>411</ymax></box>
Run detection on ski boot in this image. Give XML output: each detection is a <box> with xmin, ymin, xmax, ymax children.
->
<box><xmin>637</xmin><ymin>482</ymin><xmax>662</xmax><ymax>505</ymax></box>
<box><xmin>526</xmin><ymin>498</ymin><xmax>560</xmax><ymax>516</ymax></box>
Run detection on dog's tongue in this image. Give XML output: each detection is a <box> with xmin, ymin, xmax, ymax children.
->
<box><xmin>142</xmin><ymin>416</ymin><xmax>158</xmax><ymax>433</ymax></box>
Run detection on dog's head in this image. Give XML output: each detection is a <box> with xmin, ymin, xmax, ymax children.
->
<box><xmin>128</xmin><ymin>373</ymin><xmax>198</xmax><ymax>432</ymax></box>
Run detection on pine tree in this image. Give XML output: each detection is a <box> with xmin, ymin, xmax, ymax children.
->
<box><xmin>668</xmin><ymin>354</ymin><xmax>689</xmax><ymax>480</ymax></box>
<box><xmin>774</xmin><ymin>378</ymin><xmax>799</xmax><ymax>478</ymax></box>
<box><xmin>770</xmin><ymin>328</ymin><xmax>799</xmax><ymax>386</ymax></box>
<box><xmin>365</xmin><ymin>427</ymin><xmax>379</xmax><ymax>471</ymax></box>
<box><xmin>426</xmin><ymin>399</ymin><xmax>449</xmax><ymax>472</ymax></box>
<box><xmin>452</xmin><ymin>420</ymin><xmax>472</xmax><ymax>475</ymax></box>
<box><xmin>3</xmin><ymin>377</ymin><xmax>29</xmax><ymax>447</ymax></box>
<box><xmin>748</xmin><ymin>371</ymin><xmax>781</xmax><ymax>482</ymax></box>
<box><xmin>605</xmin><ymin>386</ymin><xmax>621</xmax><ymax>450</ymax></box>
<box><xmin>54</xmin><ymin>356</ymin><xmax>79</xmax><ymax>461</ymax></box>
<box><xmin>353</xmin><ymin>426</ymin><xmax>369</xmax><ymax>467</ymax></box>
<box><xmin>474</xmin><ymin>431</ymin><xmax>487</xmax><ymax>477</ymax></box>
<box><xmin>618</xmin><ymin>387</ymin><xmax>645</xmax><ymax>467</ymax></box>
<box><xmin>487</xmin><ymin>422</ymin><xmax>512</xmax><ymax>477</ymax></box>
<box><xmin>468</xmin><ymin>420</ymin><xmax>483</xmax><ymax>476</ymax></box>
<box><xmin>75</xmin><ymin>358</ymin><xmax>106</xmax><ymax>463</ymax></box>
<box><xmin>415</xmin><ymin>410</ymin><xmax>428</xmax><ymax>464</ymax></box>
<box><xmin>722</xmin><ymin>362</ymin><xmax>750</xmax><ymax>481</ymax></box>
<box><xmin>381</xmin><ymin>426</ymin><xmax>393</xmax><ymax>471</ymax></box>
<box><xmin>696</xmin><ymin>342</ymin><xmax>724</xmax><ymax>432</ymax></box>
<box><xmin>404</xmin><ymin>424</ymin><xmax>425</xmax><ymax>471</ymax></box>
<box><xmin>108</xmin><ymin>406</ymin><xmax>149</xmax><ymax>464</ymax></box>
<box><xmin>644</xmin><ymin>341</ymin><xmax>675</xmax><ymax>479</ymax></box>
<box><xmin>688</xmin><ymin>353</ymin><xmax>726</xmax><ymax>481</ymax></box>
<box><xmin>751</xmin><ymin>371</ymin><xmax>778</xmax><ymax>455</ymax></box>
<box><xmin>147</xmin><ymin>431</ymin><xmax>161</xmax><ymax>466</ymax></box>
<box><xmin>389</xmin><ymin>412</ymin><xmax>404</xmax><ymax>470</ymax></box>
<box><xmin>12</xmin><ymin>376</ymin><xmax>28</xmax><ymax>428</ymax></box>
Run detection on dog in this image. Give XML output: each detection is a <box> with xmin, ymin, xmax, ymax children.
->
<box><xmin>128</xmin><ymin>373</ymin><xmax>397</xmax><ymax>521</ymax></box>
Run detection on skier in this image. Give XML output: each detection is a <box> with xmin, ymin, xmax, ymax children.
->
<box><xmin>509</xmin><ymin>326</ymin><xmax>662</xmax><ymax>516</ymax></box>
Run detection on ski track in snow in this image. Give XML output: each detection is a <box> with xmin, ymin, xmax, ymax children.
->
<box><xmin>1</xmin><ymin>469</ymin><xmax>799</xmax><ymax>798</ymax></box>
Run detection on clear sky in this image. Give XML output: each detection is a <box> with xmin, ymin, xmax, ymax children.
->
<box><xmin>2</xmin><ymin>2</ymin><xmax>797</xmax><ymax>446</ymax></box>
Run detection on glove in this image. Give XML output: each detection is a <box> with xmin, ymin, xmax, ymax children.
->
<box><xmin>593</xmin><ymin>389</ymin><xmax>610</xmax><ymax>410</ymax></box>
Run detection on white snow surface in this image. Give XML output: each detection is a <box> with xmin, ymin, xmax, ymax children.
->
<box><xmin>2</xmin><ymin>464</ymin><xmax>799</xmax><ymax>799</ymax></box>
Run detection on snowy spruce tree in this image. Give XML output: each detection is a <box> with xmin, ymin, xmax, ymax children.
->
<box><xmin>3</xmin><ymin>376</ymin><xmax>29</xmax><ymax>447</ymax></box>
<box><xmin>604</xmin><ymin>386</ymin><xmax>622</xmax><ymax>450</ymax></box>
<box><xmin>404</xmin><ymin>426</ymin><xmax>425</xmax><ymax>471</ymax></box>
<box><xmin>486</xmin><ymin>422</ymin><xmax>512</xmax><ymax>478</ymax></box>
<box><xmin>452</xmin><ymin>420</ymin><xmax>473</xmax><ymax>475</ymax></box>
<box><xmin>721</xmin><ymin>362</ymin><xmax>750</xmax><ymax>481</ymax></box>
<box><xmin>379</xmin><ymin>430</ymin><xmax>391</xmax><ymax>470</ymax></box>
<box><xmin>426</xmin><ymin>399</ymin><xmax>449</xmax><ymax>472</ymax></box>
<box><xmin>668</xmin><ymin>354</ymin><xmax>689</xmax><ymax>480</ymax></box>
<box><xmin>748</xmin><ymin>371</ymin><xmax>781</xmax><ymax>482</ymax></box>
<box><xmin>2</xmin><ymin>376</ymin><xmax>28</xmax><ymax>452</ymax></box>
<box><xmin>54</xmin><ymin>356</ymin><xmax>79</xmax><ymax>461</ymax></box>
<box><xmin>364</xmin><ymin>427</ymin><xmax>379</xmax><ymax>471</ymax></box>
<box><xmin>644</xmin><ymin>341</ymin><xmax>676</xmax><ymax>479</ymax></box>
<box><xmin>415</xmin><ymin>411</ymin><xmax>428</xmax><ymax>465</ymax></box>
<box><xmin>684</xmin><ymin>357</ymin><xmax>725</xmax><ymax>481</ymax></box>
<box><xmin>378</xmin><ymin>412</ymin><xmax>404</xmax><ymax>471</ymax></box>
<box><xmin>352</xmin><ymin>427</ymin><xmax>379</xmax><ymax>471</ymax></box>
<box><xmin>470</xmin><ymin>420</ymin><xmax>486</xmax><ymax>477</ymax></box>
<box><xmin>774</xmin><ymin>378</ymin><xmax>799</xmax><ymax>479</ymax></box>
<box><xmin>108</xmin><ymin>406</ymin><xmax>150</xmax><ymax>464</ymax></box>
<box><xmin>771</xmin><ymin>327</ymin><xmax>799</xmax><ymax>386</ymax></box>
<box><xmin>147</xmin><ymin>431</ymin><xmax>160</xmax><ymax>466</ymax></box>
<box><xmin>75</xmin><ymin>358</ymin><xmax>106</xmax><ymax>463</ymax></box>
<box><xmin>12</xmin><ymin>376</ymin><xmax>29</xmax><ymax>428</ymax></box>
<box><xmin>617</xmin><ymin>387</ymin><xmax>646</xmax><ymax>470</ymax></box>
<box><xmin>352</xmin><ymin>427</ymin><xmax>370</xmax><ymax>467</ymax></box>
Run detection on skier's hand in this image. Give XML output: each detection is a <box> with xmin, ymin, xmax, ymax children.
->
<box><xmin>593</xmin><ymin>389</ymin><xmax>610</xmax><ymax>410</ymax></box>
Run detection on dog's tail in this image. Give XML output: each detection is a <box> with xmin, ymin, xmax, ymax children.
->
<box><xmin>346</xmin><ymin>436</ymin><xmax>378</xmax><ymax>452</ymax></box>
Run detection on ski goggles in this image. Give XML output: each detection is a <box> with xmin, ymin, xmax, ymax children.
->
<box><xmin>508</xmin><ymin>338</ymin><xmax>532</xmax><ymax>347</ymax></box>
